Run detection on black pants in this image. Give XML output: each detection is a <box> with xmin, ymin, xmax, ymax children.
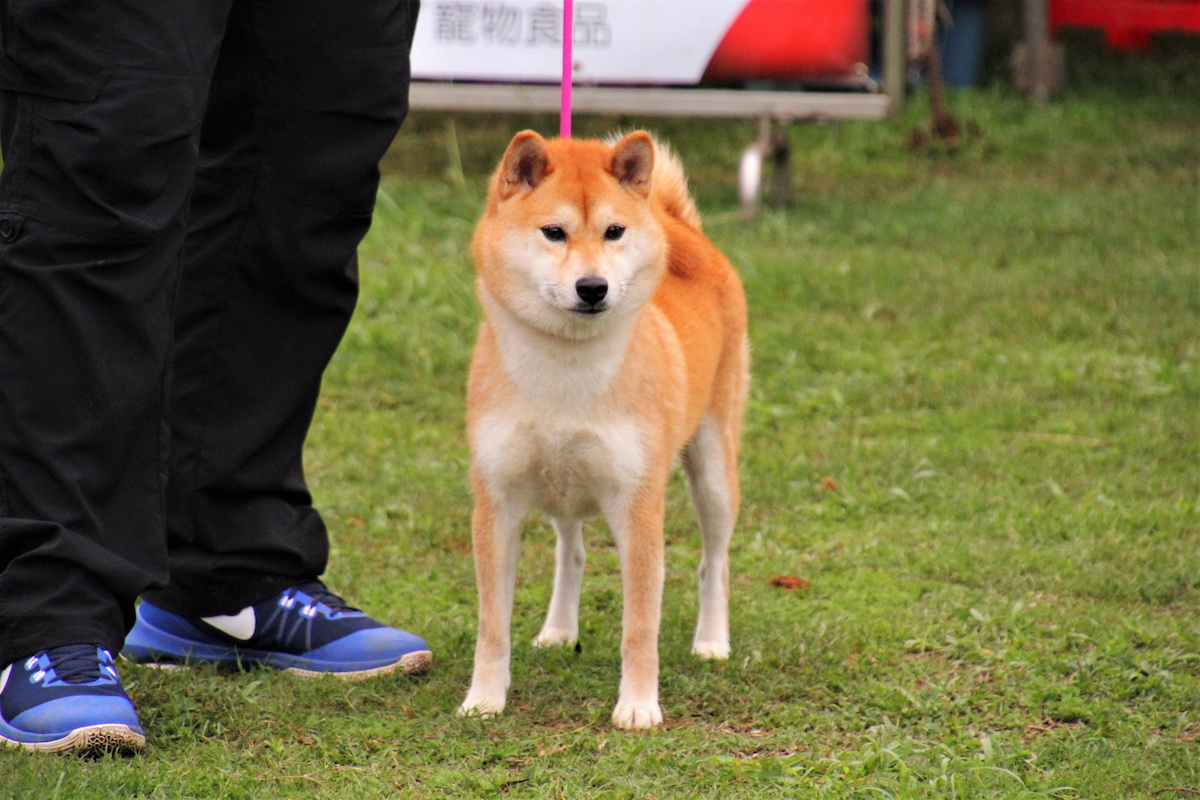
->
<box><xmin>0</xmin><ymin>0</ymin><xmax>419</xmax><ymax>666</ymax></box>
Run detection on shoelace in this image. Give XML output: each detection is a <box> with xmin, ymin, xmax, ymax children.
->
<box><xmin>27</xmin><ymin>644</ymin><xmax>109</xmax><ymax>685</ymax></box>
<box><xmin>288</xmin><ymin>581</ymin><xmax>362</xmax><ymax>615</ymax></box>
<box><xmin>255</xmin><ymin>582</ymin><xmax>363</xmax><ymax>653</ymax></box>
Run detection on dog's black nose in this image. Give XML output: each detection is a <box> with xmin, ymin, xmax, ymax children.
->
<box><xmin>575</xmin><ymin>276</ymin><xmax>608</xmax><ymax>306</ymax></box>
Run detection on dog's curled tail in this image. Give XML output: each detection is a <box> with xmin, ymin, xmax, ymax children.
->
<box><xmin>607</xmin><ymin>133</ymin><xmax>702</xmax><ymax>231</ymax></box>
<box><xmin>651</xmin><ymin>139</ymin><xmax>703</xmax><ymax>231</ymax></box>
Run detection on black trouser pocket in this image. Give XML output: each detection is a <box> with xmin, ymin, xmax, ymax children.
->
<box><xmin>0</xmin><ymin>0</ymin><xmax>113</xmax><ymax>100</ymax></box>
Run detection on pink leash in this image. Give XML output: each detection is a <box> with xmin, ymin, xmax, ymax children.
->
<box><xmin>561</xmin><ymin>0</ymin><xmax>574</xmax><ymax>138</ymax></box>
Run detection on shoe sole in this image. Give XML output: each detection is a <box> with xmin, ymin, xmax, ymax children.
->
<box><xmin>285</xmin><ymin>649</ymin><xmax>433</xmax><ymax>681</ymax></box>
<box><xmin>129</xmin><ymin>648</ymin><xmax>434</xmax><ymax>681</ymax></box>
<box><xmin>1</xmin><ymin>724</ymin><xmax>146</xmax><ymax>756</ymax></box>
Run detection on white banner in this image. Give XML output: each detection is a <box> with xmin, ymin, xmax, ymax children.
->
<box><xmin>410</xmin><ymin>1</ymin><xmax>750</xmax><ymax>85</ymax></box>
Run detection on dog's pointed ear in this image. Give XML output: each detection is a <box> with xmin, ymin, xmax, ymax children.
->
<box><xmin>609</xmin><ymin>131</ymin><xmax>655</xmax><ymax>198</ymax></box>
<box><xmin>498</xmin><ymin>130</ymin><xmax>551</xmax><ymax>199</ymax></box>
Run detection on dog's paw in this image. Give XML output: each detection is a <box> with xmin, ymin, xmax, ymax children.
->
<box><xmin>458</xmin><ymin>693</ymin><xmax>506</xmax><ymax>719</ymax></box>
<box><xmin>691</xmin><ymin>640</ymin><xmax>730</xmax><ymax>660</ymax></box>
<box><xmin>533</xmin><ymin>627</ymin><xmax>577</xmax><ymax>648</ymax></box>
<box><xmin>611</xmin><ymin>699</ymin><xmax>663</xmax><ymax>730</ymax></box>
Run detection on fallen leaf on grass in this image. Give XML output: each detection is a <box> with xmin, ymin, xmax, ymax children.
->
<box><xmin>770</xmin><ymin>576</ymin><xmax>811</xmax><ymax>591</ymax></box>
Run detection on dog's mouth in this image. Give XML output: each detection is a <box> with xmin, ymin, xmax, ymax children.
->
<box><xmin>570</xmin><ymin>304</ymin><xmax>609</xmax><ymax>316</ymax></box>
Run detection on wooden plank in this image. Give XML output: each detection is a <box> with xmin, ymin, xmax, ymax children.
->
<box><xmin>883</xmin><ymin>0</ymin><xmax>908</xmax><ymax>113</ymax></box>
<box><xmin>1023</xmin><ymin>0</ymin><xmax>1051</xmax><ymax>103</ymax></box>
<box><xmin>410</xmin><ymin>82</ymin><xmax>892</xmax><ymax>121</ymax></box>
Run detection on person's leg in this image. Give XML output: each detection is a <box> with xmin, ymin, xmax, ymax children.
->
<box><xmin>0</xmin><ymin>0</ymin><xmax>229</xmax><ymax>668</ymax></box>
<box><xmin>122</xmin><ymin>0</ymin><xmax>430</xmax><ymax>678</ymax></box>
<box><xmin>0</xmin><ymin>0</ymin><xmax>229</xmax><ymax>753</ymax></box>
<box><xmin>145</xmin><ymin>0</ymin><xmax>421</xmax><ymax>616</ymax></box>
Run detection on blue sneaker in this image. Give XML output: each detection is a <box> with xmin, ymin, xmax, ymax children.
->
<box><xmin>0</xmin><ymin>645</ymin><xmax>146</xmax><ymax>755</ymax></box>
<box><xmin>122</xmin><ymin>581</ymin><xmax>432</xmax><ymax>680</ymax></box>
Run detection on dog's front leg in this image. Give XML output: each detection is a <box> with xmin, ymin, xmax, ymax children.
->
<box><xmin>609</xmin><ymin>493</ymin><xmax>666</xmax><ymax>729</ymax></box>
<box><xmin>460</xmin><ymin>492</ymin><xmax>525</xmax><ymax>718</ymax></box>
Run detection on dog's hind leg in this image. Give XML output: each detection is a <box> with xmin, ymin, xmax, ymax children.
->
<box><xmin>534</xmin><ymin>517</ymin><xmax>586</xmax><ymax>648</ymax></box>
<box><xmin>683</xmin><ymin>415</ymin><xmax>740</xmax><ymax>661</ymax></box>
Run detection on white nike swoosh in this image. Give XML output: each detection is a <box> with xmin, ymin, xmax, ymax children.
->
<box><xmin>202</xmin><ymin>607</ymin><xmax>256</xmax><ymax>641</ymax></box>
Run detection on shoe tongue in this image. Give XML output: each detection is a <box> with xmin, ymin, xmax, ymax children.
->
<box><xmin>49</xmin><ymin>644</ymin><xmax>104</xmax><ymax>684</ymax></box>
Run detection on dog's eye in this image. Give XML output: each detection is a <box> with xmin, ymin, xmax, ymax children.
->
<box><xmin>541</xmin><ymin>225</ymin><xmax>567</xmax><ymax>242</ymax></box>
<box><xmin>605</xmin><ymin>225</ymin><xmax>626</xmax><ymax>241</ymax></box>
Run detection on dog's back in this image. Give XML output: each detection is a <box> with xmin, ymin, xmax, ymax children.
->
<box><xmin>644</xmin><ymin>139</ymin><xmax>748</xmax><ymax>461</ymax></box>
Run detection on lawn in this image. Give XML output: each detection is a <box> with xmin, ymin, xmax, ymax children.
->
<box><xmin>3</xmin><ymin>41</ymin><xmax>1197</xmax><ymax>800</ymax></box>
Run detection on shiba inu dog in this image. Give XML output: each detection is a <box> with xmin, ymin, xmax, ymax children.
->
<box><xmin>459</xmin><ymin>130</ymin><xmax>749</xmax><ymax>729</ymax></box>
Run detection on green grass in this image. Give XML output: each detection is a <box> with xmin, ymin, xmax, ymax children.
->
<box><xmin>4</xmin><ymin>51</ymin><xmax>1198</xmax><ymax>799</ymax></box>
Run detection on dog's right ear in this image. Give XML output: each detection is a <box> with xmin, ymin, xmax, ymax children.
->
<box><xmin>498</xmin><ymin>130</ymin><xmax>551</xmax><ymax>199</ymax></box>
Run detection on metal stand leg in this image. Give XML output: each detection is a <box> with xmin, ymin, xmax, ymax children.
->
<box><xmin>738</xmin><ymin>117</ymin><xmax>792</xmax><ymax>220</ymax></box>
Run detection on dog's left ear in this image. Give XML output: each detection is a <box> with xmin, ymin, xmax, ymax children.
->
<box><xmin>609</xmin><ymin>131</ymin><xmax>654</xmax><ymax>198</ymax></box>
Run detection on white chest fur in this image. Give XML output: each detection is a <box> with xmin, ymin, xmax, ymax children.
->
<box><xmin>472</xmin><ymin>292</ymin><xmax>649</xmax><ymax>520</ymax></box>
<box><xmin>473</xmin><ymin>409</ymin><xmax>645</xmax><ymax>520</ymax></box>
